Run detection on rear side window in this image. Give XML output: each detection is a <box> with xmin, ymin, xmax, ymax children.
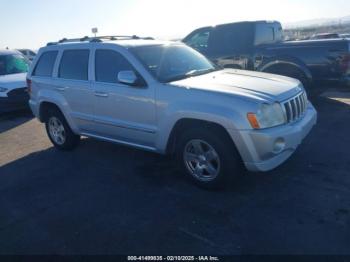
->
<box><xmin>33</xmin><ymin>51</ymin><xmax>58</xmax><ymax>77</ymax></box>
<box><xmin>95</xmin><ymin>50</ymin><xmax>134</xmax><ymax>83</ymax></box>
<box><xmin>209</xmin><ymin>23</ymin><xmax>254</xmax><ymax>53</ymax></box>
<box><xmin>59</xmin><ymin>50</ymin><xmax>89</xmax><ymax>80</ymax></box>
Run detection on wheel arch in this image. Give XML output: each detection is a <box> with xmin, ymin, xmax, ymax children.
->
<box><xmin>39</xmin><ymin>101</ymin><xmax>62</xmax><ymax>122</ymax></box>
<box><xmin>165</xmin><ymin>118</ymin><xmax>237</xmax><ymax>155</ymax></box>
<box><xmin>259</xmin><ymin>57</ymin><xmax>313</xmax><ymax>84</ymax></box>
<box><xmin>38</xmin><ymin>99</ymin><xmax>79</xmax><ymax>134</ymax></box>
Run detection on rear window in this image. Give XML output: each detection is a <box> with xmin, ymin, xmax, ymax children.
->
<box><xmin>255</xmin><ymin>23</ymin><xmax>283</xmax><ymax>45</ymax></box>
<box><xmin>59</xmin><ymin>50</ymin><xmax>89</xmax><ymax>80</ymax></box>
<box><xmin>33</xmin><ymin>51</ymin><xmax>58</xmax><ymax>77</ymax></box>
<box><xmin>0</xmin><ymin>54</ymin><xmax>29</xmax><ymax>76</ymax></box>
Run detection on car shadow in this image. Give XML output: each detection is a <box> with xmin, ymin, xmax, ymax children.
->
<box><xmin>0</xmin><ymin>109</ymin><xmax>33</xmax><ymax>133</ymax></box>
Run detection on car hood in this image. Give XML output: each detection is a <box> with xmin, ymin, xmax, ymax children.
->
<box><xmin>0</xmin><ymin>73</ymin><xmax>27</xmax><ymax>90</ymax></box>
<box><xmin>170</xmin><ymin>69</ymin><xmax>303</xmax><ymax>102</ymax></box>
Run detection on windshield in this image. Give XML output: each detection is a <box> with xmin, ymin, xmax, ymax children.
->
<box><xmin>0</xmin><ymin>54</ymin><xmax>29</xmax><ymax>76</ymax></box>
<box><xmin>131</xmin><ymin>44</ymin><xmax>217</xmax><ymax>82</ymax></box>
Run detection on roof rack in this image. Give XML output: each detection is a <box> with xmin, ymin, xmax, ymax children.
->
<box><xmin>46</xmin><ymin>35</ymin><xmax>154</xmax><ymax>46</ymax></box>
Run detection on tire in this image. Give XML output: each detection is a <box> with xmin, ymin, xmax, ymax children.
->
<box><xmin>45</xmin><ymin>107</ymin><xmax>80</xmax><ymax>151</ymax></box>
<box><xmin>176</xmin><ymin>126</ymin><xmax>243</xmax><ymax>189</ymax></box>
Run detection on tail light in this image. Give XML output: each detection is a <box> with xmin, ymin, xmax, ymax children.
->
<box><xmin>26</xmin><ymin>78</ymin><xmax>32</xmax><ymax>94</ymax></box>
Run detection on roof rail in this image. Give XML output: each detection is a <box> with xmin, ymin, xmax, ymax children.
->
<box><xmin>46</xmin><ymin>35</ymin><xmax>154</xmax><ymax>46</ymax></box>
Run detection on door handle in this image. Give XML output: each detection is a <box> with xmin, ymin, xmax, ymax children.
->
<box><xmin>94</xmin><ymin>91</ymin><xmax>109</xmax><ymax>97</ymax></box>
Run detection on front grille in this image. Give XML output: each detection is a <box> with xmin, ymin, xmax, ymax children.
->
<box><xmin>282</xmin><ymin>92</ymin><xmax>308</xmax><ymax>123</ymax></box>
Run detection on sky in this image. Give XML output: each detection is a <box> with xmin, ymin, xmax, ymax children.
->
<box><xmin>1</xmin><ymin>0</ymin><xmax>350</xmax><ymax>49</ymax></box>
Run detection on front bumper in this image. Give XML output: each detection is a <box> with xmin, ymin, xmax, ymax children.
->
<box><xmin>0</xmin><ymin>88</ymin><xmax>29</xmax><ymax>113</ymax></box>
<box><xmin>228</xmin><ymin>103</ymin><xmax>317</xmax><ymax>172</ymax></box>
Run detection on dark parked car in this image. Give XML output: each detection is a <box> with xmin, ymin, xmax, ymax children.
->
<box><xmin>183</xmin><ymin>21</ymin><xmax>350</xmax><ymax>90</ymax></box>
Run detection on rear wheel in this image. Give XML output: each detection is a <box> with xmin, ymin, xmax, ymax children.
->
<box><xmin>45</xmin><ymin>108</ymin><xmax>80</xmax><ymax>151</ymax></box>
<box><xmin>176</xmin><ymin>127</ymin><xmax>242</xmax><ymax>189</ymax></box>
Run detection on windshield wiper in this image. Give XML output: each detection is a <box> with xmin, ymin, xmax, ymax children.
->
<box><xmin>163</xmin><ymin>68</ymin><xmax>218</xmax><ymax>83</ymax></box>
<box><xmin>163</xmin><ymin>74</ymin><xmax>190</xmax><ymax>83</ymax></box>
<box><xmin>185</xmin><ymin>68</ymin><xmax>217</xmax><ymax>77</ymax></box>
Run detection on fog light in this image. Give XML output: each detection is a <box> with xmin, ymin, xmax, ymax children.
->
<box><xmin>273</xmin><ymin>138</ymin><xmax>285</xmax><ymax>153</ymax></box>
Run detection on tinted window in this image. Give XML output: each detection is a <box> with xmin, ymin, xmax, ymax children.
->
<box><xmin>255</xmin><ymin>23</ymin><xmax>283</xmax><ymax>45</ymax></box>
<box><xmin>0</xmin><ymin>54</ymin><xmax>29</xmax><ymax>76</ymax></box>
<box><xmin>33</xmin><ymin>51</ymin><xmax>58</xmax><ymax>77</ymax></box>
<box><xmin>95</xmin><ymin>50</ymin><xmax>134</xmax><ymax>83</ymax></box>
<box><xmin>255</xmin><ymin>25</ymin><xmax>274</xmax><ymax>45</ymax></box>
<box><xmin>59</xmin><ymin>50</ymin><xmax>89</xmax><ymax>80</ymax></box>
<box><xmin>184</xmin><ymin>28</ymin><xmax>211</xmax><ymax>52</ymax></box>
<box><xmin>209</xmin><ymin>23</ymin><xmax>254</xmax><ymax>53</ymax></box>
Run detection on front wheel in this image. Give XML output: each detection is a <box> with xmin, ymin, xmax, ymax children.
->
<box><xmin>176</xmin><ymin>127</ymin><xmax>243</xmax><ymax>189</ymax></box>
<box><xmin>45</xmin><ymin>108</ymin><xmax>80</xmax><ymax>151</ymax></box>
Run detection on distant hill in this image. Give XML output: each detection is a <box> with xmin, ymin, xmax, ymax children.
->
<box><xmin>284</xmin><ymin>15</ymin><xmax>350</xmax><ymax>29</ymax></box>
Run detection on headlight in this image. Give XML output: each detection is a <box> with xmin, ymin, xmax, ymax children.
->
<box><xmin>247</xmin><ymin>103</ymin><xmax>286</xmax><ymax>129</ymax></box>
<box><xmin>0</xmin><ymin>87</ymin><xmax>8</xmax><ymax>92</ymax></box>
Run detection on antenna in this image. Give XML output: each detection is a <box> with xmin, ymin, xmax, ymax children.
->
<box><xmin>92</xmin><ymin>28</ymin><xmax>98</xmax><ymax>37</ymax></box>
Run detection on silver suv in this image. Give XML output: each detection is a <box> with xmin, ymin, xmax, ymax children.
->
<box><xmin>28</xmin><ymin>36</ymin><xmax>317</xmax><ymax>188</ymax></box>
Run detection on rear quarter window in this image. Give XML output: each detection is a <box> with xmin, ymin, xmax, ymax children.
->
<box><xmin>33</xmin><ymin>51</ymin><xmax>58</xmax><ymax>77</ymax></box>
<box><xmin>59</xmin><ymin>50</ymin><xmax>89</xmax><ymax>80</ymax></box>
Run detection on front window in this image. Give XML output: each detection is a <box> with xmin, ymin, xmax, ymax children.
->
<box><xmin>0</xmin><ymin>54</ymin><xmax>29</xmax><ymax>76</ymax></box>
<box><xmin>131</xmin><ymin>44</ymin><xmax>217</xmax><ymax>83</ymax></box>
<box><xmin>95</xmin><ymin>49</ymin><xmax>134</xmax><ymax>83</ymax></box>
<box><xmin>183</xmin><ymin>29</ymin><xmax>211</xmax><ymax>52</ymax></box>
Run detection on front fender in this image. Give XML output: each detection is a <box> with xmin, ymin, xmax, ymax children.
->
<box><xmin>155</xmin><ymin>101</ymin><xmax>250</xmax><ymax>153</ymax></box>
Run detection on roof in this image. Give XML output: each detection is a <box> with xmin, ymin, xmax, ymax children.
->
<box><xmin>105</xmin><ymin>39</ymin><xmax>175</xmax><ymax>48</ymax></box>
<box><xmin>0</xmin><ymin>49</ymin><xmax>21</xmax><ymax>55</ymax></box>
<box><xmin>44</xmin><ymin>39</ymin><xmax>176</xmax><ymax>50</ymax></box>
<box><xmin>44</xmin><ymin>35</ymin><xmax>176</xmax><ymax>49</ymax></box>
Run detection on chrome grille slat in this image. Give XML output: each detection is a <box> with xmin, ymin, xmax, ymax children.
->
<box><xmin>296</xmin><ymin>96</ymin><xmax>302</xmax><ymax>118</ymax></box>
<box><xmin>291</xmin><ymin>99</ymin><xmax>297</xmax><ymax>121</ymax></box>
<box><xmin>295</xmin><ymin>98</ymin><xmax>300</xmax><ymax>119</ymax></box>
<box><xmin>302</xmin><ymin>94</ymin><xmax>306</xmax><ymax>112</ymax></box>
<box><xmin>286</xmin><ymin>101</ymin><xmax>292</xmax><ymax>122</ymax></box>
<box><xmin>282</xmin><ymin>91</ymin><xmax>308</xmax><ymax>123</ymax></box>
<box><xmin>300</xmin><ymin>94</ymin><xmax>305</xmax><ymax>113</ymax></box>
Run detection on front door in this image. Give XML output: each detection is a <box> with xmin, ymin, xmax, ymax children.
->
<box><xmin>91</xmin><ymin>49</ymin><xmax>157</xmax><ymax>149</ymax></box>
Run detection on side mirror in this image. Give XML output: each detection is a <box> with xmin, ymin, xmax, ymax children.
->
<box><xmin>118</xmin><ymin>70</ymin><xmax>138</xmax><ymax>86</ymax></box>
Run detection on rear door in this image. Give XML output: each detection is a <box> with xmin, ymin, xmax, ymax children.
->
<box><xmin>54</xmin><ymin>48</ymin><xmax>95</xmax><ymax>132</ymax></box>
